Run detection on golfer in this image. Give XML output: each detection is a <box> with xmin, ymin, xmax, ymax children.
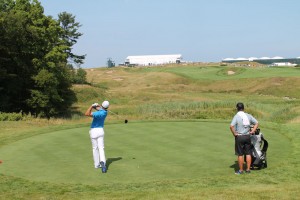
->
<box><xmin>85</xmin><ymin>100</ymin><xmax>109</xmax><ymax>173</ymax></box>
<box><xmin>230</xmin><ymin>102</ymin><xmax>258</xmax><ymax>175</ymax></box>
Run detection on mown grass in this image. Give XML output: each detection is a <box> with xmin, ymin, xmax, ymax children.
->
<box><xmin>1</xmin><ymin>64</ymin><xmax>300</xmax><ymax>199</ymax></box>
<box><xmin>1</xmin><ymin>173</ymin><xmax>299</xmax><ymax>200</ymax></box>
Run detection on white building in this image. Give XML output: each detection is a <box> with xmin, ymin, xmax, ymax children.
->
<box><xmin>248</xmin><ymin>57</ymin><xmax>258</xmax><ymax>61</ymax></box>
<box><xmin>125</xmin><ymin>54</ymin><xmax>182</xmax><ymax>66</ymax></box>
<box><xmin>222</xmin><ymin>56</ymin><xmax>285</xmax><ymax>62</ymax></box>
<box><xmin>270</xmin><ymin>62</ymin><xmax>297</xmax><ymax>67</ymax></box>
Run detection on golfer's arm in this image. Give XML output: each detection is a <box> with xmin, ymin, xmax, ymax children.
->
<box><xmin>85</xmin><ymin>106</ymin><xmax>93</xmax><ymax>117</ymax></box>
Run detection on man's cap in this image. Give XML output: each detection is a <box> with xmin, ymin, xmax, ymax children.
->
<box><xmin>102</xmin><ymin>100</ymin><xmax>109</xmax><ymax>109</ymax></box>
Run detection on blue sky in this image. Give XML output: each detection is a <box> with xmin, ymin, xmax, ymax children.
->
<box><xmin>40</xmin><ymin>0</ymin><xmax>300</xmax><ymax>68</ymax></box>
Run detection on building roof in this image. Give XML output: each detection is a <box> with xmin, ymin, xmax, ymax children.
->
<box><xmin>236</xmin><ymin>57</ymin><xmax>247</xmax><ymax>60</ymax></box>
<box><xmin>248</xmin><ymin>57</ymin><xmax>258</xmax><ymax>60</ymax></box>
<box><xmin>126</xmin><ymin>54</ymin><xmax>182</xmax><ymax>59</ymax></box>
<box><xmin>223</xmin><ymin>58</ymin><xmax>235</xmax><ymax>61</ymax></box>
<box><xmin>125</xmin><ymin>54</ymin><xmax>182</xmax><ymax>66</ymax></box>
<box><xmin>271</xmin><ymin>56</ymin><xmax>284</xmax><ymax>59</ymax></box>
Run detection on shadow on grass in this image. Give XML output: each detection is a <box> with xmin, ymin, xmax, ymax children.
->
<box><xmin>230</xmin><ymin>160</ymin><xmax>266</xmax><ymax>172</ymax></box>
<box><xmin>230</xmin><ymin>161</ymin><xmax>238</xmax><ymax>171</ymax></box>
<box><xmin>106</xmin><ymin>157</ymin><xmax>122</xmax><ymax>170</ymax></box>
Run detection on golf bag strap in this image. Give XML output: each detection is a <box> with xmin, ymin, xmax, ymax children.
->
<box><xmin>261</xmin><ymin>135</ymin><xmax>269</xmax><ymax>152</ymax></box>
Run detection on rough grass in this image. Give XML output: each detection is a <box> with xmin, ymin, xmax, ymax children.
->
<box><xmin>82</xmin><ymin>65</ymin><xmax>300</xmax><ymax>123</ymax></box>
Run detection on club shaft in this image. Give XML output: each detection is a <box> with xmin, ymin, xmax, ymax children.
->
<box><xmin>108</xmin><ymin>111</ymin><xmax>128</xmax><ymax>123</ymax></box>
<box><xmin>109</xmin><ymin>110</ymin><xmax>118</xmax><ymax>116</ymax></box>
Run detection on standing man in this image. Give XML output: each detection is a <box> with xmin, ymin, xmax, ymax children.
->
<box><xmin>230</xmin><ymin>102</ymin><xmax>258</xmax><ymax>175</ymax></box>
<box><xmin>85</xmin><ymin>100</ymin><xmax>110</xmax><ymax>173</ymax></box>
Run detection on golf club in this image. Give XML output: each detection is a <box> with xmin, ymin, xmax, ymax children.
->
<box><xmin>109</xmin><ymin>110</ymin><xmax>128</xmax><ymax>124</ymax></box>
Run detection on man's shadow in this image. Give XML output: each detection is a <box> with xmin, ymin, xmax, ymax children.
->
<box><xmin>230</xmin><ymin>161</ymin><xmax>239</xmax><ymax>171</ymax></box>
<box><xmin>106</xmin><ymin>157</ymin><xmax>122</xmax><ymax>170</ymax></box>
<box><xmin>230</xmin><ymin>160</ymin><xmax>254</xmax><ymax>171</ymax></box>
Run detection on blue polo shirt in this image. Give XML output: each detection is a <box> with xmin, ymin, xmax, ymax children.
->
<box><xmin>91</xmin><ymin>109</ymin><xmax>107</xmax><ymax>128</ymax></box>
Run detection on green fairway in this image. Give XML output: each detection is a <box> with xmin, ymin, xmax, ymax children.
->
<box><xmin>0</xmin><ymin>121</ymin><xmax>292</xmax><ymax>185</ymax></box>
<box><xmin>140</xmin><ymin>66</ymin><xmax>300</xmax><ymax>80</ymax></box>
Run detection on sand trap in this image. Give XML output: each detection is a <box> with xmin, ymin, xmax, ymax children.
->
<box><xmin>114</xmin><ymin>78</ymin><xmax>123</xmax><ymax>81</ymax></box>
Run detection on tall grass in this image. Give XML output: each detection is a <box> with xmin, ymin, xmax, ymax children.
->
<box><xmin>72</xmin><ymin>85</ymin><xmax>106</xmax><ymax>103</ymax></box>
<box><xmin>269</xmin><ymin>106</ymin><xmax>299</xmax><ymax>123</ymax></box>
<box><xmin>134</xmin><ymin>100</ymin><xmax>297</xmax><ymax>122</ymax></box>
<box><xmin>135</xmin><ymin>101</ymin><xmax>233</xmax><ymax>120</ymax></box>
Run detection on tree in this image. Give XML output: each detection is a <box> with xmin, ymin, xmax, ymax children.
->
<box><xmin>73</xmin><ymin>68</ymin><xmax>87</xmax><ymax>84</ymax></box>
<box><xmin>0</xmin><ymin>0</ymin><xmax>47</xmax><ymax>112</ymax></box>
<box><xmin>0</xmin><ymin>0</ymin><xmax>79</xmax><ymax>117</ymax></box>
<box><xmin>58</xmin><ymin>12</ymin><xmax>86</xmax><ymax>66</ymax></box>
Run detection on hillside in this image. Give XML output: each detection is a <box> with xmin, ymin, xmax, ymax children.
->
<box><xmin>74</xmin><ymin>64</ymin><xmax>300</xmax><ymax>123</ymax></box>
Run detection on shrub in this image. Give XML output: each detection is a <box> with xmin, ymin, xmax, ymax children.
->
<box><xmin>0</xmin><ymin>112</ymin><xmax>35</xmax><ymax>121</ymax></box>
<box><xmin>0</xmin><ymin>112</ymin><xmax>23</xmax><ymax>121</ymax></box>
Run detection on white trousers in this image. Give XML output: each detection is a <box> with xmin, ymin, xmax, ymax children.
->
<box><xmin>89</xmin><ymin>128</ymin><xmax>106</xmax><ymax>168</ymax></box>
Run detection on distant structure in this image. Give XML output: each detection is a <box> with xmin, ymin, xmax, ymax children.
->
<box><xmin>107</xmin><ymin>58</ymin><xmax>115</xmax><ymax>68</ymax></box>
<box><xmin>270</xmin><ymin>62</ymin><xmax>297</xmax><ymax>67</ymax></box>
<box><xmin>222</xmin><ymin>56</ymin><xmax>300</xmax><ymax>66</ymax></box>
<box><xmin>123</xmin><ymin>54</ymin><xmax>182</xmax><ymax>66</ymax></box>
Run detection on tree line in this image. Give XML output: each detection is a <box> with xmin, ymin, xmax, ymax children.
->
<box><xmin>0</xmin><ymin>0</ymin><xmax>87</xmax><ymax>118</ymax></box>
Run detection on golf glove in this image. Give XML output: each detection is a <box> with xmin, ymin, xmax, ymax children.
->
<box><xmin>92</xmin><ymin>103</ymin><xmax>99</xmax><ymax>108</ymax></box>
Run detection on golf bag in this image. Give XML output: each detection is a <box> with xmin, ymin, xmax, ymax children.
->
<box><xmin>250</xmin><ymin>128</ymin><xmax>268</xmax><ymax>170</ymax></box>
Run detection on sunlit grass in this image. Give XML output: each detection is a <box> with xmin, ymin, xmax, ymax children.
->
<box><xmin>1</xmin><ymin>64</ymin><xmax>300</xmax><ymax>199</ymax></box>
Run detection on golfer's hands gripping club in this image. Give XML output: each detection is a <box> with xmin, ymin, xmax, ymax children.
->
<box><xmin>92</xmin><ymin>103</ymin><xmax>99</xmax><ymax>109</ymax></box>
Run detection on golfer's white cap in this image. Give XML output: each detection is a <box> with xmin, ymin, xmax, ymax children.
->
<box><xmin>102</xmin><ymin>100</ymin><xmax>109</xmax><ymax>109</ymax></box>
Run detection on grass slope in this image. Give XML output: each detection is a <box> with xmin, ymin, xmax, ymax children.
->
<box><xmin>83</xmin><ymin>66</ymin><xmax>300</xmax><ymax>123</ymax></box>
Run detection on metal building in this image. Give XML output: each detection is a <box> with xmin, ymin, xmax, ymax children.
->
<box><xmin>222</xmin><ymin>56</ymin><xmax>300</xmax><ymax>65</ymax></box>
<box><xmin>125</xmin><ymin>54</ymin><xmax>182</xmax><ymax>66</ymax></box>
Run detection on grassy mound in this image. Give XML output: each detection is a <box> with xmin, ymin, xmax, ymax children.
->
<box><xmin>82</xmin><ymin>66</ymin><xmax>300</xmax><ymax>123</ymax></box>
<box><xmin>0</xmin><ymin>121</ymin><xmax>292</xmax><ymax>185</ymax></box>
